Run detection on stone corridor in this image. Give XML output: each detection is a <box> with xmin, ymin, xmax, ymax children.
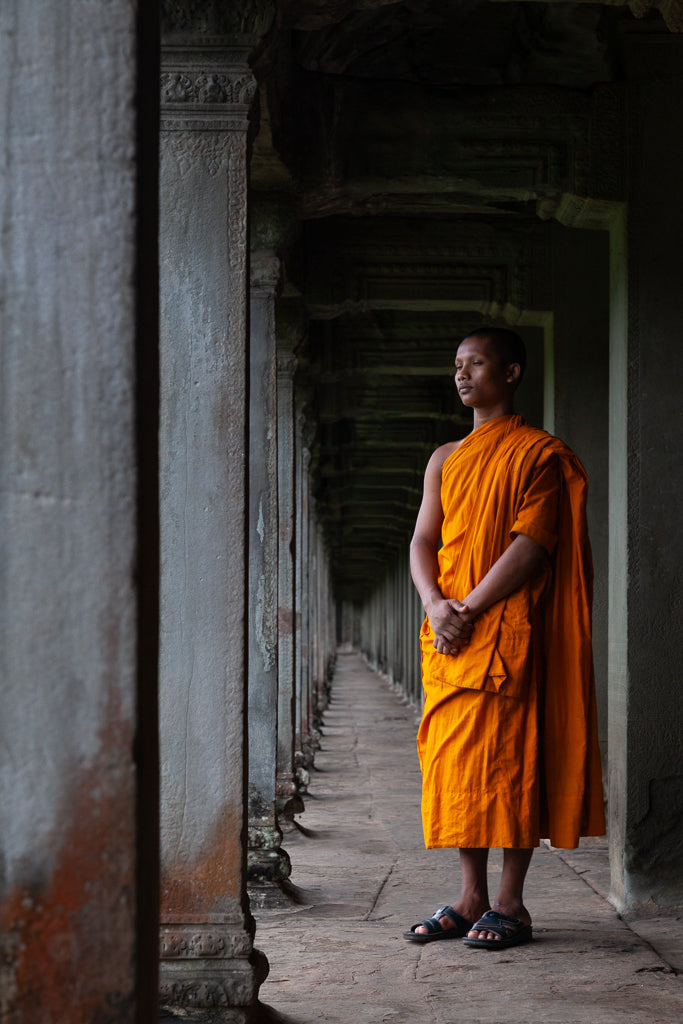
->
<box><xmin>247</xmin><ymin>653</ymin><xmax>682</xmax><ymax>1024</ymax></box>
<box><xmin>4</xmin><ymin>3</ymin><xmax>683</xmax><ymax>1021</ymax></box>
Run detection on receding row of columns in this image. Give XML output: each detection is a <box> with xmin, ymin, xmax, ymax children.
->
<box><xmin>355</xmin><ymin>552</ymin><xmax>425</xmax><ymax>711</ymax></box>
<box><xmin>157</xmin><ymin>38</ymin><xmax>336</xmax><ymax>1018</ymax></box>
<box><xmin>3</xmin><ymin>7</ymin><xmax>683</xmax><ymax>1022</ymax></box>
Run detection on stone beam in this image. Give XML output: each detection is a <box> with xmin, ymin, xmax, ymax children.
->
<box><xmin>488</xmin><ymin>0</ymin><xmax>683</xmax><ymax>35</ymax></box>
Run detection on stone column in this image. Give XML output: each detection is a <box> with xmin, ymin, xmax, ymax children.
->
<box><xmin>0</xmin><ymin>3</ymin><xmax>158</xmax><ymax>1020</ymax></box>
<box><xmin>247</xmin><ymin>253</ymin><xmax>291</xmax><ymax>884</ymax></box>
<box><xmin>551</xmin><ymin>221</ymin><xmax>610</xmax><ymax>764</ymax></box>
<box><xmin>607</xmin><ymin>33</ymin><xmax>683</xmax><ymax>913</ymax></box>
<box><xmin>275</xmin><ymin>324</ymin><xmax>304</xmax><ymax>820</ymax></box>
<box><xmin>294</xmin><ymin>419</ymin><xmax>317</xmax><ymax>782</ymax></box>
<box><xmin>310</xmin><ymin>513</ymin><xmax>324</xmax><ymax>724</ymax></box>
<box><xmin>158</xmin><ymin>38</ymin><xmax>267</xmax><ymax>1015</ymax></box>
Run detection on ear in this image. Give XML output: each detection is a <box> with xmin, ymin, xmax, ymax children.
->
<box><xmin>506</xmin><ymin>362</ymin><xmax>521</xmax><ymax>385</ymax></box>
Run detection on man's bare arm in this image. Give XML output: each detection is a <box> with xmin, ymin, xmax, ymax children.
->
<box><xmin>410</xmin><ymin>446</ymin><xmax>473</xmax><ymax>654</ymax></box>
<box><xmin>461</xmin><ymin>533</ymin><xmax>547</xmax><ymax>621</ymax></box>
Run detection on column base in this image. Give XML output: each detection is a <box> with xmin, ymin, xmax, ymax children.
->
<box><xmin>160</xmin><ymin>924</ymin><xmax>268</xmax><ymax>1021</ymax></box>
<box><xmin>294</xmin><ymin>744</ymin><xmax>316</xmax><ymax>792</ymax></box>
<box><xmin>276</xmin><ymin>771</ymin><xmax>305</xmax><ymax>819</ymax></box>
<box><xmin>247</xmin><ymin>822</ymin><xmax>292</xmax><ymax>883</ymax></box>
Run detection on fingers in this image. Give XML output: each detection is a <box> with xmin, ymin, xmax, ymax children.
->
<box><xmin>432</xmin><ymin>633</ymin><xmax>469</xmax><ymax>656</ymax></box>
<box><xmin>448</xmin><ymin>600</ymin><xmax>474</xmax><ymax>628</ymax></box>
<box><xmin>427</xmin><ymin>599</ymin><xmax>475</xmax><ymax>653</ymax></box>
<box><xmin>437</xmin><ymin>615</ymin><xmax>473</xmax><ymax>641</ymax></box>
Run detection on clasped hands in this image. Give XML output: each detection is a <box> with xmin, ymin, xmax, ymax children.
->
<box><xmin>428</xmin><ymin>597</ymin><xmax>474</xmax><ymax>656</ymax></box>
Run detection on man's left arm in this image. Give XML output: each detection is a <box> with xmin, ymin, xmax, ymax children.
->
<box><xmin>459</xmin><ymin>533</ymin><xmax>547</xmax><ymax>622</ymax></box>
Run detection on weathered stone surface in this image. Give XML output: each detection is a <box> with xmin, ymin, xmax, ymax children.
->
<box><xmin>159</xmin><ymin>32</ymin><xmax>265</xmax><ymax>1013</ymax></box>
<box><xmin>607</xmin><ymin>32</ymin><xmax>683</xmax><ymax>913</ymax></box>
<box><xmin>0</xmin><ymin>1</ymin><xmax>151</xmax><ymax>1021</ymax></box>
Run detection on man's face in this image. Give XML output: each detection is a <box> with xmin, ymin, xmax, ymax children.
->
<box><xmin>454</xmin><ymin>336</ymin><xmax>513</xmax><ymax>409</ymax></box>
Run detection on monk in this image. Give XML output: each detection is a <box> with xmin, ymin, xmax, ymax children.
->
<box><xmin>404</xmin><ymin>327</ymin><xmax>604</xmax><ymax>949</ymax></box>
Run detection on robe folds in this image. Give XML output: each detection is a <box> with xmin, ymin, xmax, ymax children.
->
<box><xmin>417</xmin><ymin>414</ymin><xmax>605</xmax><ymax>850</ymax></box>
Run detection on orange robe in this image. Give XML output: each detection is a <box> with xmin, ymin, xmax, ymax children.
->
<box><xmin>417</xmin><ymin>414</ymin><xmax>605</xmax><ymax>850</ymax></box>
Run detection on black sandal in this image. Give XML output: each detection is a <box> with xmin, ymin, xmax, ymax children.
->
<box><xmin>403</xmin><ymin>905</ymin><xmax>473</xmax><ymax>943</ymax></box>
<box><xmin>462</xmin><ymin>910</ymin><xmax>533</xmax><ymax>949</ymax></box>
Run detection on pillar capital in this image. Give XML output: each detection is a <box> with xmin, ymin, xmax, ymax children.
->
<box><xmin>161</xmin><ymin>46</ymin><xmax>257</xmax><ymax>133</ymax></box>
<box><xmin>277</xmin><ymin>345</ymin><xmax>298</xmax><ymax>380</ymax></box>
<box><xmin>250</xmin><ymin>251</ymin><xmax>281</xmax><ymax>295</ymax></box>
<box><xmin>277</xmin><ymin>292</ymin><xmax>307</xmax><ymax>366</ymax></box>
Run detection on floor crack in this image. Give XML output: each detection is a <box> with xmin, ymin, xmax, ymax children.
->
<box><xmin>363</xmin><ymin>860</ymin><xmax>398</xmax><ymax>921</ymax></box>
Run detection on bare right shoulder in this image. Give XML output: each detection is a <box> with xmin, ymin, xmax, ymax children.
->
<box><xmin>425</xmin><ymin>439</ymin><xmax>464</xmax><ymax>477</ymax></box>
<box><xmin>414</xmin><ymin>440</ymin><xmax>464</xmax><ymax>541</ymax></box>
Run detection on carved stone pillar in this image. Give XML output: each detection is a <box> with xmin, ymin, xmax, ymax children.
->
<box><xmin>158</xmin><ymin>37</ymin><xmax>268</xmax><ymax>1016</ymax></box>
<box><xmin>294</xmin><ymin>426</ymin><xmax>316</xmax><ymax>781</ymax></box>
<box><xmin>275</xmin><ymin>321</ymin><xmax>304</xmax><ymax>820</ymax></box>
<box><xmin>310</xmin><ymin>512</ymin><xmax>325</xmax><ymax>726</ymax></box>
<box><xmin>247</xmin><ymin>253</ymin><xmax>291</xmax><ymax>885</ymax></box>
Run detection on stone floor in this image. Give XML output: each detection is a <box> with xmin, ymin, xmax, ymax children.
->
<box><xmin>251</xmin><ymin>650</ymin><xmax>682</xmax><ymax>1024</ymax></box>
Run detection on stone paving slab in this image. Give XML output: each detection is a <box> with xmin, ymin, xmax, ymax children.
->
<box><xmin>252</xmin><ymin>652</ymin><xmax>682</xmax><ymax>1024</ymax></box>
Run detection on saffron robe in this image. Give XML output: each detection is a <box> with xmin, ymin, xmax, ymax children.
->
<box><xmin>417</xmin><ymin>414</ymin><xmax>605</xmax><ymax>850</ymax></box>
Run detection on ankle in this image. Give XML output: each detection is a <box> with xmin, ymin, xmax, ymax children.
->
<box><xmin>454</xmin><ymin>893</ymin><xmax>490</xmax><ymax>921</ymax></box>
<box><xmin>491</xmin><ymin>897</ymin><xmax>530</xmax><ymax>924</ymax></box>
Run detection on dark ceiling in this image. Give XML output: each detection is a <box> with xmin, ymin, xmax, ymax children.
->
<box><xmin>253</xmin><ymin>1</ymin><xmax>641</xmax><ymax>602</ymax></box>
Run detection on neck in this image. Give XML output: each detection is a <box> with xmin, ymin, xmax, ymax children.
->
<box><xmin>472</xmin><ymin>402</ymin><xmax>515</xmax><ymax>431</ymax></box>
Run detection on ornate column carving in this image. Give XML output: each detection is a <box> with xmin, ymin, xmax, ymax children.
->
<box><xmin>158</xmin><ymin>19</ymin><xmax>268</xmax><ymax>1016</ymax></box>
<box><xmin>247</xmin><ymin>251</ymin><xmax>292</xmax><ymax>886</ymax></box>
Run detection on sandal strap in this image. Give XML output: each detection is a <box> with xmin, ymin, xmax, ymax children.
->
<box><xmin>436</xmin><ymin>909</ymin><xmax>473</xmax><ymax>933</ymax></box>
<box><xmin>470</xmin><ymin>910</ymin><xmax>525</xmax><ymax>939</ymax></box>
<box><xmin>420</xmin><ymin>905</ymin><xmax>469</xmax><ymax>933</ymax></box>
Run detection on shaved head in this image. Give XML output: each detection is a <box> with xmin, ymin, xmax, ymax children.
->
<box><xmin>463</xmin><ymin>327</ymin><xmax>526</xmax><ymax>384</ymax></box>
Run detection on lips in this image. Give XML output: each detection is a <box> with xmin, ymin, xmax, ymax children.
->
<box><xmin>458</xmin><ymin>385</ymin><xmax>473</xmax><ymax>393</ymax></box>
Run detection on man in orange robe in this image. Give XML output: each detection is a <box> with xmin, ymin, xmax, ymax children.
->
<box><xmin>405</xmin><ymin>327</ymin><xmax>604</xmax><ymax>949</ymax></box>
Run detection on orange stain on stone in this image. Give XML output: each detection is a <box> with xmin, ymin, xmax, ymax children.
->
<box><xmin>0</xmin><ymin>703</ymin><xmax>137</xmax><ymax>1024</ymax></box>
<box><xmin>160</xmin><ymin>808</ymin><xmax>243</xmax><ymax>918</ymax></box>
